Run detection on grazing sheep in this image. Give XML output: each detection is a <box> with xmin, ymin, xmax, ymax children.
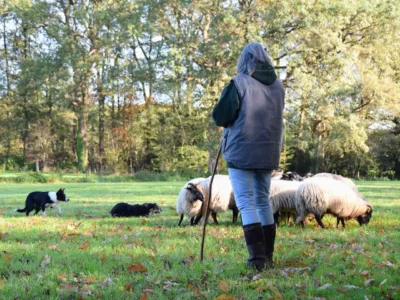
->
<box><xmin>176</xmin><ymin>178</ymin><xmax>206</xmax><ymax>226</ymax></box>
<box><xmin>313</xmin><ymin>173</ymin><xmax>362</xmax><ymax>227</ymax></box>
<box><xmin>269</xmin><ymin>180</ymin><xmax>302</xmax><ymax>225</ymax></box>
<box><xmin>295</xmin><ymin>178</ymin><xmax>373</xmax><ymax>228</ymax></box>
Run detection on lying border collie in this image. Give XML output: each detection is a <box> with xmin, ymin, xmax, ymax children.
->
<box><xmin>15</xmin><ymin>188</ymin><xmax>70</xmax><ymax>216</ymax></box>
<box><xmin>110</xmin><ymin>202</ymin><xmax>162</xmax><ymax>217</ymax></box>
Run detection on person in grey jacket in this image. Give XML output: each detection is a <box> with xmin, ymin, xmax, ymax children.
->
<box><xmin>212</xmin><ymin>42</ymin><xmax>285</xmax><ymax>270</ymax></box>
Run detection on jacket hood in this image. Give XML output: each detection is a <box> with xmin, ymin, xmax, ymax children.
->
<box><xmin>251</xmin><ymin>63</ymin><xmax>277</xmax><ymax>85</ymax></box>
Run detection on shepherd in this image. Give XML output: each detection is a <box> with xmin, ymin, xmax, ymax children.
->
<box><xmin>212</xmin><ymin>42</ymin><xmax>285</xmax><ymax>270</ymax></box>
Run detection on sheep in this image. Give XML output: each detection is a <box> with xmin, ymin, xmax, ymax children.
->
<box><xmin>313</xmin><ymin>173</ymin><xmax>362</xmax><ymax>227</ymax></box>
<box><xmin>269</xmin><ymin>180</ymin><xmax>302</xmax><ymax>225</ymax></box>
<box><xmin>196</xmin><ymin>175</ymin><xmax>239</xmax><ymax>225</ymax></box>
<box><xmin>176</xmin><ymin>178</ymin><xmax>206</xmax><ymax>226</ymax></box>
<box><xmin>176</xmin><ymin>175</ymin><xmax>239</xmax><ymax>226</ymax></box>
<box><xmin>295</xmin><ymin>177</ymin><xmax>373</xmax><ymax>229</ymax></box>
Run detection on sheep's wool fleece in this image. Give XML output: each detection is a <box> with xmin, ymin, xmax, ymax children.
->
<box><xmin>296</xmin><ymin>178</ymin><xmax>370</xmax><ymax>220</ymax></box>
<box><xmin>199</xmin><ymin>175</ymin><xmax>235</xmax><ymax>213</ymax></box>
<box><xmin>175</xmin><ymin>177</ymin><xmax>205</xmax><ymax>218</ymax></box>
<box><xmin>269</xmin><ymin>180</ymin><xmax>302</xmax><ymax>213</ymax></box>
<box><xmin>313</xmin><ymin>173</ymin><xmax>358</xmax><ymax>193</ymax></box>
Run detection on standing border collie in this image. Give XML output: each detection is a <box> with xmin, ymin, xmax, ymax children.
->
<box><xmin>110</xmin><ymin>202</ymin><xmax>162</xmax><ymax>217</ymax></box>
<box><xmin>15</xmin><ymin>188</ymin><xmax>70</xmax><ymax>216</ymax></box>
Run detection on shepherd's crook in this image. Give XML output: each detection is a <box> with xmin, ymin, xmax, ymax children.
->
<box><xmin>200</xmin><ymin>141</ymin><xmax>223</xmax><ymax>262</ymax></box>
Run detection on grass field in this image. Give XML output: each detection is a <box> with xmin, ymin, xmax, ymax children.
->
<box><xmin>0</xmin><ymin>181</ymin><xmax>399</xmax><ymax>299</ymax></box>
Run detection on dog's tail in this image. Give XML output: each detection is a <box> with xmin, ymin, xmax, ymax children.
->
<box><xmin>15</xmin><ymin>208</ymin><xmax>27</xmax><ymax>213</ymax></box>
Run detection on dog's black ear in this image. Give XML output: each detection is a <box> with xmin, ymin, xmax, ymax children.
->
<box><xmin>62</xmin><ymin>188</ymin><xmax>65</xmax><ymax>192</ymax></box>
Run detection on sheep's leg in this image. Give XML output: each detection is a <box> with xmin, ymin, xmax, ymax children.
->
<box><xmin>314</xmin><ymin>213</ymin><xmax>325</xmax><ymax>228</ymax></box>
<box><xmin>178</xmin><ymin>214</ymin><xmax>184</xmax><ymax>226</ymax></box>
<box><xmin>336</xmin><ymin>217</ymin><xmax>345</xmax><ymax>228</ymax></box>
<box><xmin>193</xmin><ymin>215</ymin><xmax>202</xmax><ymax>225</ymax></box>
<box><xmin>232</xmin><ymin>207</ymin><xmax>239</xmax><ymax>224</ymax></box>
<box><xmin>273</xmin><ymin>212</ymin><xmax>280</xmax><ymax>226</ymax></box>
<box><xmin>211</xmin><ymin>212</ymin><xmax>218</xmax><ymax>225</ymax></box>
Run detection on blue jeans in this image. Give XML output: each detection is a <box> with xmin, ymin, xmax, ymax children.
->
<box><xmin>228</xmin><ymin>168</ymin><xmax>274</xmax><ymax>226</ymax></box>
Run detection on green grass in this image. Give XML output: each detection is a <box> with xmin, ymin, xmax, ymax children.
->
<box><xmin>0</xmin><ymin>181</ymin><xmax>399</xmax><ymax>299</ymax></box>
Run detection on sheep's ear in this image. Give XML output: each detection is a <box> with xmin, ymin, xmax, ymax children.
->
<box><xmin>366</xmin><ymin>205</ymin><xmax>372</xmax><ymax>214</ymax></box>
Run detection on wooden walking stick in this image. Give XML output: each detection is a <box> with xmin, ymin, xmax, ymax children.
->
<box><xmin>200</xmin><ymin>142</ymin><xmax>223</xmax><ymax>262</ymax></box>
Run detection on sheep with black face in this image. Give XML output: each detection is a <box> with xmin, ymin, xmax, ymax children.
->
<box><xmin>295</xmin><ymin>177</ymin><xmax>372</xmax><ymax>228</ymax></box>
<box><xmin>176</xmin><ymin>178</ymin><xmax>206</xmax><ymax>226</ymax></box>
<box><xmin>176</xmin><ymin>175</ymin><xmax>239</xmax><ymax>226</ymax></box>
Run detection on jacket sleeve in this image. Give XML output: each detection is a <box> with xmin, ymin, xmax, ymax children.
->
<box><xmin>212</xmin><ymin>80</ymin><xmax>240</xmax><ymax>128</ymax></box>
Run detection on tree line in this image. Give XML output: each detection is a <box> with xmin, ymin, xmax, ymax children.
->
<box><xmin>0</xmin><ymin>0</ymin><xmax>399</xmax><ymax>178</ymax></box>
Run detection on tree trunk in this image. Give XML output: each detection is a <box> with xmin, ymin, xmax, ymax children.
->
<box><xmin>2</xmin><ymin>10</ymin><xmax>12</xmax><ymax>168</ymax></box>
<box><xmin>97</xmin><ymin>64</ymin><xmax>105</xmax><ymax>174</ymax></box>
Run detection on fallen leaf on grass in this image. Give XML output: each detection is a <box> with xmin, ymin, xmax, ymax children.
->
<box><xmin>5</xmin><ymin>254</ymin><xmax>12</xmax><ymax>261</ymax></box>
<box><xmin>78</xmin><ymin>242</ymin><xmax>89</xmax><ymax>250</ymax></box>
<box><xmin>102</xmin><ymin>278</ymin><xmax>113</xmax><ymax>287</ymax></box>
<box><xmin>182</xmin><ymin>256</ymin><xmax>195</xmax><ymax>265</ymax></box>
<box><xmin>139</xmin><ymin>293</ymin><xmax>148</xmax><ymax>300</ymax></box>
<box><xmin>85</xmin><ymin>230</ymin><xmax>94</xmax><ymax>237</ymax></box>
<box><xmin>382</xmin><ymin>261</ymin><xmax>394</xmax><ymax>268</ymax></box>
<box><xmin>282</xmin><ymin>267</ymin><xmax>312</xmax><ymax>275</ymax></box>
<box><xmin>318</xmin><ymin>284</ymin><xmax>332</xmax><ymax>290</ymax></box>
<box><xmin>0</xmin><ymin>280</ymin><xmax>3</xmax><ymax>288</ymax></box>
<box><xmin>57</xmin><ymin>274</ymin><xmax>67</xmax><ymax>282</ymax></box>
<box><xmin>40</xmin><ymin>255</ymin><xmax>50</xmax><ymax>268</ymax></box>
<box><xmin>251</xmin><ymin>274</ymin><xmax>262</xmax><ymax>281</ymax></box>
<box><xmin>255</xmin><ymin>286</ymin><xmax>268</xmax><ymax>292</ymax></box>
<box><xmin>338</xmin><ymin>285</ymin><xmax>358</xmax><ymax>292</ymax></box>
<box><xmin>215</xmin><ymin>294</ymin><xmax>235</xmax><ymax>300</ymax></box>
<box><xmin>48</xmin><ymin>245</ymin><xmax>60</xmax><ymax>251</ymax></box>
<box><xmin>188</xmin><ymin>283</ymin><xmax>203</xmax><ymax>297</ymax></box>
<box><xmin>128</xmin><ymin>262</ymin><xmax>147</xmax><ymax>273</ymax></box>
<box><xmin>364</xmin><ymin>279</ymin><xmax>375</xmax><ymax>286</ymax></box>
<box><xmin>351</xmin><ymin>244</ymin><xmax>364</xmax><ymax>252</ymax></box>
<box><xmin>219</xmin><ymin>280</ymin><xmax>229</xmax><ymax>292</ymax></box>
<box><xmin>360</xmin><ymin>270</ymin><xmax>369</xmax><ymax>277</ymax></box>
<box><xmin>125</xmin><ymin>283</ymin><xmax>133</xmax><ymax>292</ymax></box>
<box><xmin>379</xmin><ymin>279</ymin><xmax>387</xmax><ymax>287</ymax></box>
<box><xmin>329</xmin><ymin>244</ymin><xmax>340</xmax><ymax>250</ymax></box>
<box><xmin>163</xmin><ymin>280</ymin><xmax>178</xmax><ymax>291</ymax></box>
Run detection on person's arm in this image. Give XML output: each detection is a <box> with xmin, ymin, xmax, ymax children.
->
<box><xmin>212</xmin><ymin>81</ymin><xmax>240</xmax><ymax>128</ymax></box>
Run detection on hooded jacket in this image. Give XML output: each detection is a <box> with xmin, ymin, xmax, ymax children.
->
<box><xmin>212</xmin><ymin>63</ymin><xmax>285</xmax><ymax>170</ymax></box>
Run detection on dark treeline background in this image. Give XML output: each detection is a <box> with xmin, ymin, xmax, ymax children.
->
<box><xmin>0</xmin><ymin>0</ymin><xmax>399</xmax><ymax>178</ymax></box>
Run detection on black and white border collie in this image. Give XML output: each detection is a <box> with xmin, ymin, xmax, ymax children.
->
<box><xmin>15</xmin><ymin>188</ymin><xmax>70</xmax><ymax>216</ymax></box>
<box><xmin>110</xmin><ymin>202</ymin><xmax>162</xmax><ymax>217</ymax></box>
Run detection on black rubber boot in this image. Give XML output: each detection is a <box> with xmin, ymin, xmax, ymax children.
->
<box><xmin>262</xmin><ymin>224</ymin><xmax>276</xmax><ymax>268</ymax></box>
<box><xmin>242</xmin><ymin>223</ymin><xmax>266</xmax><ymax>271</ymax></box>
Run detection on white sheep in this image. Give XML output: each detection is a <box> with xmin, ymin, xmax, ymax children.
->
<box><xmin>295</xmin><ymin>177</ymin><xmax>373</xmax><ymax>228</ymax></box>
<box><xmin>196</xmin><ymin>175</ymin><xmax>239</xmax><ymax>225</ymax></box>
<box><xmin>269</xmin><ymin>180</ymin><xmax>302</xmax><ymax>225</ymax></box>
<box><xmin>176</xmin><ymin>175</ymin><xmax>239</xmax><ymax>226</ymax></box>
<box><xmin>176</xmin><ymin>178</ymin><xmax>206</xmax><ymax>226</ymax></box>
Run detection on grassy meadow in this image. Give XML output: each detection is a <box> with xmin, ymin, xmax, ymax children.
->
<box><xmin>0</xmin><ymin>180</ymin><xmax>399</xmax><ymax>299</ymax></box>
